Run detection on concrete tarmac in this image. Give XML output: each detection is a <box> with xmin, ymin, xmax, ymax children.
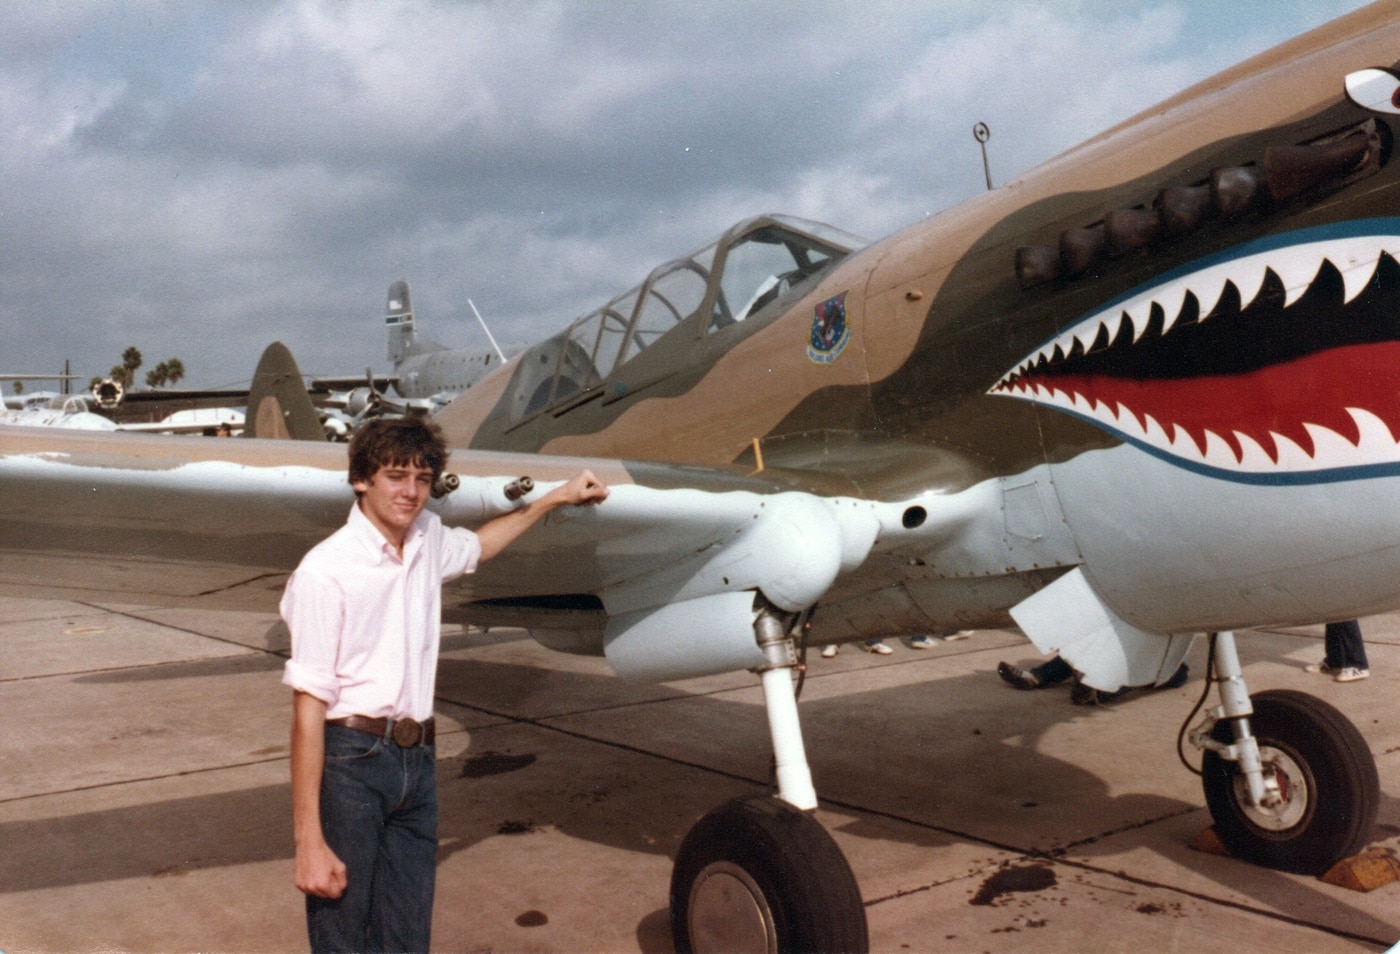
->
<box><xmin>1</xmin><ymin>594</ymin><xmax>1398</xmax><ymax>953</ymax></box>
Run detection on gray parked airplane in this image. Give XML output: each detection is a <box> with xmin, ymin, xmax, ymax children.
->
<box><xmin>310</xmin><ymin>280</ymin><xmax>510</xmax><ymax>419</ymax></box>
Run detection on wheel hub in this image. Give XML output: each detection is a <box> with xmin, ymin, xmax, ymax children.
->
<box><xmin>687</xmin><ymin>860</ymin><xmax>778</xmax><ymax>954</ymax></box>
<box><xmin>1233</xmin><ymin>745</ymin><xmax>1309</xmax><ymax>831</ymax></box>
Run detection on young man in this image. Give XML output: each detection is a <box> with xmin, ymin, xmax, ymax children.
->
<box><xmin>281</xmin><ymin>417</ymin><xmax>608</xmax><ymax>953</ymax></box>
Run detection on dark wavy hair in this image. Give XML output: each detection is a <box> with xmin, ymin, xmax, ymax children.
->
<box><xmin>347</xmin><ymin>417</ymin><xmax>449</xmax><ymax>492</ymax></box>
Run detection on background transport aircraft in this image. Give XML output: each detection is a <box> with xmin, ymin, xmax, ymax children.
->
<box><xmin>3</xmin><ymin>371</ymin><xmax>247</xmax><ymax>435</ymax></box>
<box><xmin>382</xmin><ymin>278</ymin><xmax>511</xmax><ymax>404</ymax></box>
<box><xmin>309</xmin><ymin>280</ymin><xmax>509</xmax><ymax>419</ymax></box>
<box><xmin>1</xmin><ymin>388</ymin><xmax>244</xmax><ymax>434</ymax></box>
<box><xmin>0</xmin><ymin>403</ymin><xmax>119</xmax><ymax>431</ymax></box>
<box><xmin>82</xmin><ymin>375</ymin><xmax>252</xmax><ymax>430</ymax></box>
<box><xmin>2</xmin><ymin>375</ymin><xmax>114</xmax><ymax>430</ymax></box>
<box><xmin>0</xmin><ymin>373</ymin><xmax>84</xmax><ymax>407</ymax></box>
<box><xmin>3</xmin><ymin>7</ymin><xmax>1399</xmax><ymax>952</ymax></box>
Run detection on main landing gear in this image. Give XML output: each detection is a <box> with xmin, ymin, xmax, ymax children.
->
<box><xmin>670</xmin><ymin>610</ymin><xmax>868</xmax><ymax>954</ymax></box>
<box><xmin>1190</xmin><ymin>631</ymin><xmax>1378</xmax><ymax>874</ymax></box>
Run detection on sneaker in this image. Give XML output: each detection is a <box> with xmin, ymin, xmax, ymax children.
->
<box><xmin>1072</xmin><ymin>679</ymin><xmax>1128</xmax><ymax>705</ymax></box>
<box><xmin>1335</xmin><ymin>667</ymin><xmax>1369</xmax><ymax>682</ymax></box>
<box><xmin>997</xmin><ymin>661</ymin><xmax>1040</xmax><ymax>690</ymax></box>
<box><xmin>943</xmin><ymin>630</ymin><xmax>972</xmax><ymax>641</ymax></box>
<box><xmin>1305</xmin><ymin>660</ymin><xmax>1341</xmax><ymax>675</ymax></box>
<box><xmin>910</xmin><ymin>635</ymin><xmax>936</xmax><ymax>649</ymax></box>
<box><xmin>862</xmin><ymin>640</ymin><xmax>893</xmax><ymax>655</ymax></box>
<box><xmin>820</xmin><ymin>644</ymin><xmax>838</xmax><ymax>658</ymax></box>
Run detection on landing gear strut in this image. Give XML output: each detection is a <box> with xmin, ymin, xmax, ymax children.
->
<box><xmin>1191</xmin><ymin>631</ymin><xmax>1378</xmax><ymax>874</ymax></box>
<box><xmin>670</xmin><ymin>608</ymin><xmax>868</xmax><ymax>954</ymax></box>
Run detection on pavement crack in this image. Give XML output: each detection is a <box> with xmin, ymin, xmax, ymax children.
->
<box><xmin>0</xmin><ymin>756</ymin><xmax>288</xmax><ymax>805</ymax></box>
<box><xmin>1056</xmin><ymin>804</ymin><xmax>1201</xmax><ymax>852</ymax></box>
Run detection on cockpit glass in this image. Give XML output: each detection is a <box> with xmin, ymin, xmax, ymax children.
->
<box><xmin>507</xmin><ymin>215</ymin><xmax>866</xmax><ymax>424</ymax></box>
<box><xmin>619</xmin><ymin>255</ymin><xmax>713</xmax><ymax>366</ymax></box>
<box><xmin>590</xmin><ymin>304</ymin><xmax>634</xmax><ymax>382</ymax></box>
<box><xmin>564</xmin><ymin>286</ymin><xmax>638</xmax><ymax>392</ymax></box>
<box><xmin>710</xmin><ymin>227</ymin><xmax>833</xmax><ymax>331</ymax></box>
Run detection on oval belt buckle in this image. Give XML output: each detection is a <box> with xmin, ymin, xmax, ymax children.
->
<box><xmin>392</xmin><ymin>718</ymin><xmax>423</xmax><ymax>747</ymax></box>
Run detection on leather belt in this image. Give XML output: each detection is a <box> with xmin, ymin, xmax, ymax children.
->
<box><xmin>328</xmin><ymin>714</ymin><xmax>435</xmax><ymax>747</ymax></box>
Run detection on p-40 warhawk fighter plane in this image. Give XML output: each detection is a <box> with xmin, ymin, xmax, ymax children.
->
<box><xmin>3</xmin><ymin>7</ymin><xmax>1399</xmax><ymax>952</ymax></box>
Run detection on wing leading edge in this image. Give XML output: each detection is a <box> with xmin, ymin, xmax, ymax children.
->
<box><xmin>0</xmin><ymin>425</ymin><xmax>1090</xmax><ymax>683</ymax></box>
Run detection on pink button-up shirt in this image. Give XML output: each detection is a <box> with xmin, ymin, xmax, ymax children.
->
<box><xmin>281</xmin><ymin>502</ymin><xmax>481</xmax><ymax>721</ymax></box>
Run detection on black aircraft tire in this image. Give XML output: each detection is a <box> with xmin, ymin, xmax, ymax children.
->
<box><xmin>670</xmin><ymin>795</ymin><xmax>868</xmax><ymax>954</ymax></box>
<box><xmin>1202</xmin><ymin>689</ymin><xmax>1378</xmax><ymax>875</ymax></box>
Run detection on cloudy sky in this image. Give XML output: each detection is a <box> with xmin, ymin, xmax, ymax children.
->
<box><xmin>1</xmin><ymin>0</ymin><xmax>1375</xmax><ymax>389</ymax></box>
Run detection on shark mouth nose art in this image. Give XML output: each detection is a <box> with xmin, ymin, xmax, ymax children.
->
<box><xmin>991</xmin><ymin>222</ymin><xmax>1400</xmax><ymax>483</ymax></box>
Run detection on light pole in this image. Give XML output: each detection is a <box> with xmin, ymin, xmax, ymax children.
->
<box><xmin>974</xmin><ymin>122</ymin><xmax>992</xmax><ymax>191</ymax></box>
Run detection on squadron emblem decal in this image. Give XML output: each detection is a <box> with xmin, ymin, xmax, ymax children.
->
<box><xmin>808</xmin><ymin>291</ymin><xmax>851</xmax><ymax>365</ymax></box>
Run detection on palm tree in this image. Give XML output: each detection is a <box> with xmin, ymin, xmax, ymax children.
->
<box><xmin>142</xmin><ymin>358</ymin><xmax>186</xmax><ymax>389</ymax></box>
<box><xmin>121</xmin><ymin>347</ymin><xmax>143</xmax><ymax>387</ymax></box>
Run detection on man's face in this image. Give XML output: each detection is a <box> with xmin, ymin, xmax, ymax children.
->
<box><xmin>352</xmin><ymin>461</ymin><xmax>434</xmax><ymax>545</ymax></box>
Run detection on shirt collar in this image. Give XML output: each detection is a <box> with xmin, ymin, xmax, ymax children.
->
<box><xmin>346</xmin><ymin>500</ymin><xmax>429</xmax><ymax>563</ymax></box>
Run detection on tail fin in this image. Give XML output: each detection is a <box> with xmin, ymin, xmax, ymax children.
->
<box><xmin>386</xmin><ymin>279</ymin><xmax>414</xmax><ymax>364</ymax></box>
<box><xmin>245</xmin><ymin>342</ymin><xmax>324</xmax><ymax>441</ymax></box>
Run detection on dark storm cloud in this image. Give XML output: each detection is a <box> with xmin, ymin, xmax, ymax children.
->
<box><xmin>0</xmin><ymin>0</ymin><xmax>1371</xmax><ymax>389</ymax></box>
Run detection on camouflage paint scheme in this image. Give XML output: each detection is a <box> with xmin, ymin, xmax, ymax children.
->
<box><xmin>444</xmin><ymin>10</ymin><xmax>1396</xmax><ymax>489</ymax></box>
<box><xmin>429</xmin><ymin>4</ymin><xmax>1400</xmax><ymax>641</ymax></box>
<box><xmin>5</xmin><ymin>6</ymin><xmax>1400</xmax><ymax>657</ymax></box>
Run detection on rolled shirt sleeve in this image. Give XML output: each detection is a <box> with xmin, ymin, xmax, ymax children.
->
<box><xmin>280</xmin><ymin>564</ymin><xmax>346</xmax><ymax>708</ymax></box>
<box><xmin>440</xmin><ymin>525</ymin><xmax>482</xmax><ymax>582</ymax></box>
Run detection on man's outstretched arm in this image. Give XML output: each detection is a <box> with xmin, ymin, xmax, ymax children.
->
<box><xmin>475</xmin><ymin>469</ymin><xmax>609</xmax><ymax>563</ymax></box>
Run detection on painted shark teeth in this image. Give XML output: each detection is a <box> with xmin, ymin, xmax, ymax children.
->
<box><xmin>991</xmin><ymin>226</ymin><xmax>1400</xmax><ymax>478</ymax></box>
<box><xmin>995</xmin><ymin>232</ymin><xmax>1400</xmax><ymax>382</ymax></box>
<box><xmin>1009</xmin><ymin>377</ymin><xmax>1400</xmax><ymax>476</ymax></box>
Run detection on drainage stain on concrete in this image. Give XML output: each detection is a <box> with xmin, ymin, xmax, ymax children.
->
<box><xmin>969</xmin><ymin>863</ymin><xmax>1057</xmax><ymax>906</ymax></box>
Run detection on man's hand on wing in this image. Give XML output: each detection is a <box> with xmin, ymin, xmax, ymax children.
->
<box><xmin>550</xmin><ymin>469</ymin><xmax>610</xmax><ymax>507</ymax></box>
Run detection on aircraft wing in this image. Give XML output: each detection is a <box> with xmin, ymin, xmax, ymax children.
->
<box><xmin>309</xmin><ymin>375</ymin><xmax>397</xmax><ymax>392</ymax></box>
<box><xmin>93</xmin><ymin>388</ymin><xmax>252</xmax><ymax>423</ymax></box>
<box><xmin>0</xmin><ymin>426</ymin><xmax>917</xmax><ymax>679</ymax></box>
<box><xmin>115</xmin><ymin>419</ymin><xmax>242</xmax><ymax>435</ymax></box>
<box><xmin>23</xmin><ymin>425</ymin><xmax>1181</xmax><ymax>688</ymax></box>
<box><xmin>0</xmin><ymin>424</ymin><xmax>1202</xmax><ymax>686</ymax></box>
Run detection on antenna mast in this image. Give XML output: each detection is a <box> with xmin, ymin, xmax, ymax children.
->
<box><xmin>468</xmin><ymin>299</ymin><xmax>508</xmax><ymax>363</ymax></box>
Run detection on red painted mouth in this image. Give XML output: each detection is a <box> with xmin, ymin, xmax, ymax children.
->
<box><xmin>1004</xmin><ymin>340</ymin><xmax>1400</xmax><ymax>463</ymax></box>
<box><xmin>992</xmin><ymin>229</ymin><xmax>1400</xmax><ymax>476</ymax></box>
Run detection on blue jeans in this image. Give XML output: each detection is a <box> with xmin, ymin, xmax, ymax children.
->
<box><xmin>1324</xmin><ymin>619</ymin><xmax>1369</xmax><ymax>670</ymax></box>
<box><xmin>307</xmin><ymin>725</ymin><xmax>438</xmax><ymax>954</ymax></box>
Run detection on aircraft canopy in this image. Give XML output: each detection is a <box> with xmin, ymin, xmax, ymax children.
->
<box><xmin>509</xmin><ymin>214</ymin><xmax>867</xmax><ymax>424</ymax></box>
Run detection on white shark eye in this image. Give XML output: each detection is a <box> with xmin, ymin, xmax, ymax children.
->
<box><xmin>1345</xmin><ymin>68</ymin><xmax>1400</xmax><ymax>115</ymax></box>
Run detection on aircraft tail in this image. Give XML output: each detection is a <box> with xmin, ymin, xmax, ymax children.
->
<box><xmin>245</xmin><ymin>342</ymin><xmax>324</xmax><ymax>441</ymax></box>
<box><xmin>386</xmin><ymin>279</ymin><xmax>415</xmax><ymax>364</ymax></box>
